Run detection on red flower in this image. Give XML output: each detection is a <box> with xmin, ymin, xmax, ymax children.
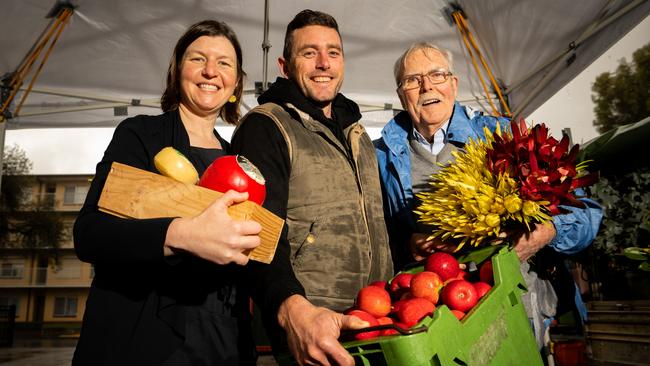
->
<box><xmin>486</xmin><ymin>120</ymin><xmax>597</xmax><ymax>216</ymax></box>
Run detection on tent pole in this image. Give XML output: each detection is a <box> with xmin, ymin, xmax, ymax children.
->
<box><xmin>17</xmin><ymin>103</ymin><xmax>142</xmax><ymax>117</ymax></box>
<box><xmin>0</xmin><ymin>121</ymin><xmax>6</xmax><ymax>192</ymax></box>
<box><xmin>262</xmin><ymin>0</ymin><xmax>271</xmax><ymax>91</ymax></box>
<box><xmin>23</xmin><ymin>87</ymin><xmax>160</xmax><ymax>108</ymax></box>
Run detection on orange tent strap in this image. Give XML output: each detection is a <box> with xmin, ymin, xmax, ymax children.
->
<box><xmin>15</xmin><ymin>9</ymin><xmax>73</xmax><ymax>117</ymax></box>
<box><xmin>458</xmin><ymin>16</ymin><xmax>512</xmax><ymax>117</ymax></box>
<box><xmin>452</xmin><ymin>11</ymin><xmax>512</xmax><ymax>117</ymax></box>
<box><xmin>2</xmin><ymin>8</ymin><xmax>73</xmax><ymax>117</ymax></box>
<box><xmin>453</xmin><ymin>12</ymin><xmax>500</xmax><ymax>116</ymax></box>
<box><xmin>11</xmin><ymin>10</ymin><xmax>67</xmax><ymax>88</ymax></box>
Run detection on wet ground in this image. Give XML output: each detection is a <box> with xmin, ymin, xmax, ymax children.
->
<box><xmin>0</xmin><ymin>347</ymin><xmax>75</xmax><ymax>366</ymax></box>
<box><xmin>0</xmin><ymin>338</ymin><xmax>278</xmax><ymax>365</ymax></box>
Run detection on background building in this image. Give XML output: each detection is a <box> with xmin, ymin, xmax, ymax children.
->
<box><xmin>0</xmin><ymin>174</ymin><xmax>91</xmax><ymax>337</ymax></box>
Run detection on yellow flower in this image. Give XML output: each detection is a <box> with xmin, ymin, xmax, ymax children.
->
<box><xmin>415</xmin><ymin>124</ymin><xmax>553</xmax><ymax>251</ymax></box>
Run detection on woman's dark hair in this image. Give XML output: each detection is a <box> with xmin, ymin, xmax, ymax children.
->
<box><xmin>282</xmin><ymin>10</ymin><xmax>341</xmax><ymax>63</ymax></box>
<box><xmin>161</xmin><ymin>20</ymin><xmax>245</xmax><ymax>125</ymax></box>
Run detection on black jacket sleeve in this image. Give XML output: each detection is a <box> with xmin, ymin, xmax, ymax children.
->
<box><xmin>73</xmin><ymin>117</ymin><xmax>174</xmax><ymax>265</ymax></box>
<box><xmin>230</xmin><ymin>113</ymin><xmax>306</xmax><ymax>317</ymax></box>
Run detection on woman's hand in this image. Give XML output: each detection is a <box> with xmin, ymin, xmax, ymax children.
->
<box><xmin>164</xmin><ymin>190</ymin><xmax>262</xmax><ymax>265</ymax></box>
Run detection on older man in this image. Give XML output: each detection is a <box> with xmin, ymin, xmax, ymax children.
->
<box><xmin>375</xmin><ymin>42</ymin><xmax>603</xmax><ymax>270</ymax></box>
<box><xmin>375</xmin><ymin>42</ymin><xmax>603</xmax><ymax>352</ymax></box>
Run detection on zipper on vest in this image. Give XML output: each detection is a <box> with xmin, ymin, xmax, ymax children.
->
<box><xmin>350</xmin><ymin>128</ymin><xmax>374</xmax><ymax>284</ymax></box>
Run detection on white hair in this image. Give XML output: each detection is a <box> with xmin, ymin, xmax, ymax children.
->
<box><xmin>393</xmin><ymin>42</ymin><xmax>454</xmax><ymax>87</ymax></box>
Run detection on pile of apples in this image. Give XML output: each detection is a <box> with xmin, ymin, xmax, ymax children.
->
<box><xmin>345</xmin><ymin>253</ymin><xmax>495</xmax><ymax>340</ymax></box>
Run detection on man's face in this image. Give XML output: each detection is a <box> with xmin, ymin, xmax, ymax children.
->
<box><xmin>399</xmin><ymin>49</ymin><xmax>458</xmax><ymax>134</ymax></box>
<box><xmin>279</xmin><ymin>25</ymin><xmax>344</xmax><ymax>109</ymax></box>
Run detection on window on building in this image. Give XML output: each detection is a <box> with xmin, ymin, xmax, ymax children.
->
<box><xmin>63</xmin><ymin>186</ymin><xmax>89</xmax><ymax>205</ymax></box>
<box><xmin>0</xmin><ymin>297</ymin><xmax>20</xmax><ymax>309</ymax></box>
<box><xmin>0</xmin><ymin>263</ymin><xmax>24</xmax><ymax>278</ymax></box>
<box><xmin>53</xmin><ymin>297</ymin><xmax>77</xmax><ymax>317</ymax></box>
<box><xmin>43</xmin><ymin>184</ymin><xmax>56</xmax><ymax>208</ymax></box>
<box><xmin>0</xmin><ymin>297</ymin><xmax>20</xmax><ymax>319</ymax></box>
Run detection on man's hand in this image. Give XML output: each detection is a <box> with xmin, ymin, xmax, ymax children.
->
<box><xmin>513</xmin><ymin>222</ymin><xmax>556</xmax><ymax>262</ymax></box>
<box><xmin>409</xmin><ymin>233</ymin><xmax>456</xmax><ymax>261</ymax></box>
<box><xmin>277</xmin><ymin>295</ymin><xmax>367</xmax><ymax>366</ymax></box>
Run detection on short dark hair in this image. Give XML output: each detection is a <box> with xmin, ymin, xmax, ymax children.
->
<box><xmin>282</xmin><ymin>9</ymin><xmax>341</xmax><ymax>62</ymax></box>
<box><xmin>161</xmin><ymin>20</ymin><xmax>245</xmax><ymax>125</ymax></box>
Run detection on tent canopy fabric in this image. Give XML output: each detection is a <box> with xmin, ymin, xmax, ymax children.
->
<box><xmin>1</xmin><ymin>0</ymin><xmax>649</xmax><ymax>130</ymax></box>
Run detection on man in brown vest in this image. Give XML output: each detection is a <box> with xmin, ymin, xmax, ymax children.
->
<box><xmin>232</xmin><ymin>9</ymin><xmax>393</xmax><ymax>366</ymax></box>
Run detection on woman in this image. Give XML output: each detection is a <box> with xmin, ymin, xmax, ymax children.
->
<box><xmin>72</xmin><ymin>20</ymin><xmax>261</xmax><ymax>365</ymax></box>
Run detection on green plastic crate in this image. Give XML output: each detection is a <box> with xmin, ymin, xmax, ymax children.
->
<box><xmin>340</xmin><ymin>247</ymin><xmax>542</xmax><ymax>366</ymax></box>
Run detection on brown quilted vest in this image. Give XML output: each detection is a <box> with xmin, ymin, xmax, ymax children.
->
<box><xmin>241</xmin><ymin>102</ymin><xmax>393</xmax><ymax>311</ymax></box>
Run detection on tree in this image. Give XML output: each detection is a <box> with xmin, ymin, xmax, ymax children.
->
<box><xmin>592</xmin><ymin>43</ymin><xmax>650</xmax><ymax>134</ymax></box>
<box><xmin>1</xmin><ymin>144</ymin><xmax>63</xmax><ymax>252</ymax></box>
<box><xmin>1</xmin><ymin>144</ymin><xmax>34</xmax><ymax>211</ymax></box>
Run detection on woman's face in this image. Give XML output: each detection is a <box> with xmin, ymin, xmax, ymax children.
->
<box><xmin>179</xmin><ymin>35</ymin><xmax>238</xmax><ymax>118</ymax></box>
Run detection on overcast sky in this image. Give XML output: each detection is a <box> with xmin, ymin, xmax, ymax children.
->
<box><xmin>4</xmin><ymin>15</ymin><xmax>649</xmax><ymax>175</ymax></box>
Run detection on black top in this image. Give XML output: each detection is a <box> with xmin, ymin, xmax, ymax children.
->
<box><xmin>188</xmin><ymin>146</ymin><xmax>227</xmax><ymax>171</ymax></box>
<box><xmin>231</xmin><ymin>77</ymin><xmax>362</xmax><ymax>327</ymax></box>
<box><xmin>72</xmin><ymin>110</ymin><xmax>255</xmax><ymax>365</ymax></box>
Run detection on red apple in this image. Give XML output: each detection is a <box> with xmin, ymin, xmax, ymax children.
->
<box><xmin>479</xmin><ymin>260</ymin><xmax>494</xmax><ymax>285</ymax></box>
<box><xmin>389</xmin><ymin>273</ymin><xmax>414</xmax><ymax>299</ymax></box>
<box><xmin>410</xmin><ymin>271</ymin><xmax>442</xmax><ymax>304</ymax></box>
<box><xmin>455</xmin><ymin>270</ymin><xmax>469</xmax><ymax>280</ymax></box>
<box><xmin>347</xmin><ymin>310</ymin><xmax>380</xmax><ymax>340</ymax></box>
<box><xmin>376</xmin><ymin>316</ymin><xmax>397</xmax><ymax>336</ymax></box>
<box><xmin>425</xmin><ymin>252</ymin><xmax>461</xmax><ymax>281</ymax></box>
<box><xmin>441</xmin><ymin>279</ymin><xmax>479</xmax><ymax>313</ymax></box>
<box><xmin>369</xmin><ymin>280</ymin><xmax>388</xmax><ymax>290</ymax></box>
<box><xmin>356</xmin><ymin>285</ymin><xmax>391</xmax><ymax>318</ymax></box>
<box><xmin>198</xmin><ymin>155</ymin><xmax>266</xmax><ymax>205</ymax></box>
<box><xmin>473</xmin><ymin>281</ymin><xmax>492</xmax><ymax>299</ymax></box>
<box><xmin>390</xmin><ymin>299</ymin><xmax>408</xmax><ymax>315</ymax></box>
<box><xmin>450</xmin><ymin>309</ymin><xmax>466</xmax><ymax>320</ymax></box>
<box><xmin>396</xmin><ymin>297</ymin><xmax>435</xmax><ymax>327</ymax></box>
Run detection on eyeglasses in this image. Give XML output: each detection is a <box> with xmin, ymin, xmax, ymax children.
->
<box><xmin>399</xmin><ymin>70</ymin><xmax>453</xmax><ymax>90</ymax></box>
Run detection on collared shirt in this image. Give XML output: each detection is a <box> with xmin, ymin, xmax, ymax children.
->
<box><xmin>412</xmin><ymin>121</ymin><xmax>449</xmax><ymax>155</ymax></box>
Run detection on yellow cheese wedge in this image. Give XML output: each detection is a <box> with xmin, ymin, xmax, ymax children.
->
<box><xmin>154</xmin><ymin>147</ymin><xmax>199</xmax><ymax>184</ymax></box>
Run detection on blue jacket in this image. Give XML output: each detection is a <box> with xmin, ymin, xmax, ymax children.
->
<box><xmin>374</xmin><ymin>102</ymin><xmax>603</xmax><ymax>270</ymax></box>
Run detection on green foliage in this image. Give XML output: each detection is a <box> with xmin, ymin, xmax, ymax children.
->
<box><xmin>8</xmin><ymin>209</ymin><xmax>65</xmax><ymax>251</ymax></box>
<box><xmin>2</xmin><ymin>143</ymin><xmax>33</xmax><ymax>174</ymax></box>
<box><xmin>1</xmin><ymin>144</ymin><xmax>34</xmax><ymax>211</ymax></box>
<box><xmin>1</xmin><ymin>144</ymin><xmax>63</xmax><ymax>252</ymax></box>
<box><xmin>592</xmin><ymin>43</ymin><xmax>650</xmax><ymax>134</ymax></box>
<box><xmin>589</xmin><ymin>167</ymin><xmax>650</xmax><ymax>257</ymax></box>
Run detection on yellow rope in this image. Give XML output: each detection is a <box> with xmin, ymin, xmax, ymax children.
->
<box><xmin>452</xmin><ymin>11</ymin><xmax>511</xmax><ymax>117</ymax></box>
<box><xmin>1</xmin><ymin>7</ymin><xmax>73</xmax><ymax>120</ymax></box>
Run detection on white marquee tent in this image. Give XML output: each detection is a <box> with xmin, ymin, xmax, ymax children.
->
<box><xmin>1</xmin><ymin>0</ymin><xmax>649</xmax><ymax>175</ymax></box>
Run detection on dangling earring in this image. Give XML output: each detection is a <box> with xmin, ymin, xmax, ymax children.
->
<box><xmin>228</xmin><ymin>95</ymin><xmax>237</xmax><ymax>103</ymax></box>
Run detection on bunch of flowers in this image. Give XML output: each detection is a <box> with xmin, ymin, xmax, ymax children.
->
<box><xmin>415</xmin><ymin>120</ymin><xmax>597</xmax><ymax>251</ymax></box>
